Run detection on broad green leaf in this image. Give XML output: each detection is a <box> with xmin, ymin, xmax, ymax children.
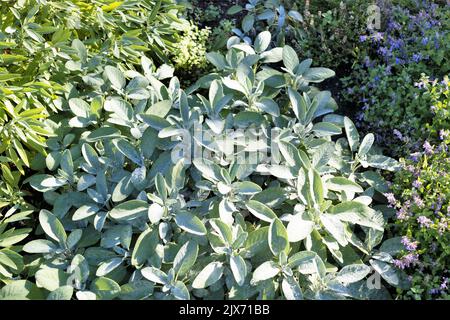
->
<box><xmin>146</xmin><ymin>100</ymin><xmax>172</xmax><ymax>118</ymax></box>
<box><xmin>336</xmin><ymin>264</ymin><xmax>371</xmax><ymax>284</ymax></box>
<box><xmin>35</xmin><ymin>267</ymin><xmax>69</xmax><ymax>291</ymax></box>
<box><xmin>109</xmin><ymin>200</ymin><xmax>149</xmax><ymax>221</ymax></box>
<box><xmin>192</xmin><ymin>262</ymin><xmax>224</xmax><ymax>289</ymax></box>
<box><xmin>379</xmin><ymin>237</ymin><xmax>404</xmax><ymax>255</ymax></box>
<box><xmin>23</xmin><ymin>239</ymin><xmax>57</xmax><ymax>254</ymax></box>
<box><xmin>244</xmin><ymin>227</ymin><xmax>269</xmax><ymax>258</ymax></box>
<box><xmin>119</xmin><ymin>280</ymin><xmax>154</xmax><ymax>300</ymax></box>
<box><xmin>47</xmin><ymin>286</ymin><xmax>74</xmax><ymax>300</ymax></box>
<box><xmin>113</xmin><ymin>139</ymin><xmax>143</xmax><ymax>166</ymax></box>
<box><xmin>269</xmin><ymin>218</ymin><xmax>289</xmax><ymax>256</ymax></box>
<box><xmin>175</xmin><ymin>211</ymin><xmax>207</xmax><ymax>236</ymax></box>
<box><xmin>141</xmin><ymin>267</ymin><xmax>168</xmax><ymax>285</ymax></box>
<box><xmin>230</xmin><ymin>254</ymin><xmax>247</xmax><ymax>286</ymax></box>
<box><xmin>246</xmin><ymin>200</ymin><xmax>277</xmax><ymax>222</ymax></box>
<box><xmin>96</xmin><ymin>258</ymin><xmax>123</xmax><ymax>277</ymax></box>
<box><xmin>104</xmin><ymin>66</ymin><xmax>125</xmax><ymax>90</ymax></box>
<box><xmin>86</xmin><ymin>127</ymin><xmax>122</xmax><ymax>142</ymax></box>
<box><xmin>282</xmin><ymin>276</ymin><xmax>303</xmax><ymax>300</ymax></box>
<box><xmin>320</xmin><ymin>214</ymin><xmax>348</xmax><ymax>247</ymax></box>
<box><xmin>254</xmin><ymin>31</ymin><xmax>271</xmax><ymax>53</ymax></box>
<box><xmin>369</xmin><ymin>259</ymin><xmax>411</xmax><ymax>290</ymax></box>
<box><xmin>251</xmin><ymin>261</ymin><xmax>279</xmax><ymax>283</ymax></box>
<box><xmin>232</xmin><ymin>181</ymin><xmax>262</xmax><ymax>195</ymax></box>
<box><xmin>287</xmin><ymin>214</ymin><xmax>314</xmax><ymax>242</ymax></box>
<box><xmin>282</xmin><ymin>45</ymin><xmax>299</xmax><ymax>72</ymax></box>
<box><xmin>242</xmin><ymin>14</ymin><xmax>255</xmax><ymax>33</ymax></box>
<box><xmin>91</xmin><ymin>277</ymin><xmax>121</xmax><ymax>300</ymax></box>
<box><xmin>358</xmin><ymin>133</ymin><xmax>374</xmax><ymax>156</ymax></box>
<box><xmin>289</xmin><ymin>251</ymin><xmax>326</xmax><ymax>277</ymax></box>
<box><xmin>172</xmin><ymin>281</ymin><xmax>190</xmax><ymax>300</ymax></box>
<box><xmin>366</xmin><ymin>155</ymin><xmax>401</xmax><ymax>172</ymax></box>
<box><xmin>131</xmin><ymin>228</ymin><xmax>158</xmax><ymax>267</ymax></box>
<box><xmin>329</xmin><ymin>201</ymin><xmax>384</xmax><ymax>231</ymax></box>
<box><xmin>72</xmin><ymin>204</ymin><xmax>100</xmax><ymax>221</ymax></box>
<box><xmin>344</xmin><ymin>117</ymin><xmax>360</xmax><ymax>152</ymax></box>
<box><xmin>303</xmin><ymin>67</ymin><xmax>335</xmax><ymax>83</ymax></box>
<box><xmin>327</xmin><ymin>177</ymin><xmax>363</xmax><ymax>194</ymax></box>
<box><xmin>68</xmin><ymin>98</ymin><xmax>90</xmax><ymax>118</ymax></box>
<box><xmin>39</xmin><ymin>210</ymin><xmax>67</xmax><ymax>245</ymax></box>
<box><xmin>0</xmin><ymin>280</ymin><xmax>44</xmax><ymax>300</ymax></box>
<box><xmin>173</xmin><ymin>241</ymin><xmax>198</xmax><ymax>276</ymax></box>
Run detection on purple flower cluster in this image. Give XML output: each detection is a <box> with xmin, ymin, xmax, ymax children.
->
<box><xmin>423</xmin><ymin>141</ymin><xmax>433</xmax><ymax>155</ymax></box>
<box><xmin>393</xmin><ymin>253</ymin><xmax>419</xmax><ymax>269</ymax></box>
<box><xmin>401</xmin><ymin>236</ymin><xmax>419</xmax><ymax>251</ymax></box>
<box><xmin>396</xmin><ymin>206</ymin><xmax>411</xmax><ymax>221</ymax></box>
<box><xmin>412</xmin><ymin>179</ymin><xmax>422</xmax><ymax>189</ymax></box>
<box><xmin>439</xmin><ymin>129</ymin><xmax>449</xmax><ymax>141</ymax></box>
<box><xmin>409</xmin><ymin>152</ymin><xmax>421</xmax><ymax>163</ymax></box>
<box><xmin>430</xmin><ymin>277</ymin><xmax>449</xmax><ymax>295</ymax></box>
<box><xmin>413</xmin><ymin>194</ymin><xmax>425</xmax><ymax>208</ymax></box>
<box><xmin>417</xmin><ymin>215</ymin><xmax>432</xmax><ymax>228</ymax></box>
<box><xmin>384</xmin><ymin>192</ymin><xmax>397</xmax><ymax>207</ymax></box>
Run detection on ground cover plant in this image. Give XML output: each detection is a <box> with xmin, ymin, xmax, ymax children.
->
<box><xmin>0</xmin><ymin>0</ymin><xmax>448</xmax><ymax>300</ymax></box>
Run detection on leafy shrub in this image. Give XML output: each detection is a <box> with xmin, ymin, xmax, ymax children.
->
<box><xmin>0</xmin><ymin>0</ymin><xmax>190</xmax><ymax>209</ymax></box>
<box><xmin>418</xmin><ymin>74</ymin><xmax>450</xmax><ymax>143</ymax></box>
<box><xmin>0</xmin><ymin>206</ymin><xmax>33</xmax><ymax>285</ymax></box>
<box><xmin>3</xmin><ymin>30</ymin><xmax>410</xmax><ymax>300</ymax></box>
<box><xmin>172</xmin><ymin>23</ymin><xmax>211</xmax><ymax>77</ymax></box>
<box><xmin>290</xmin><ymin>0</ymin><xmax>370</xmax><ymax>71</ymax></box>
<box><xmin>342</xmin><ymin>0</ymin><xmax>450</xmax><ymax>156</ymax></box>
<box><xmin>390</xmin><ymin>143</ymin><xmax>450</xmax><ymax>300</ymax></box>
<box><xmin>227</xmin><ymin>0</ymin><xmax>304</xmax><ymax>44</ymax></box>
<box><xmin>227</xmin><ymin>0</ymin><xmax>370</xmax><ymax>72</ymax></box>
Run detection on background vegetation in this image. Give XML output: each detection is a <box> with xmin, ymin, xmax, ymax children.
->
<box><xmin>0</xmin><ymin>0</ymin><xmax>448</xmax><ymax>300</ymax></box>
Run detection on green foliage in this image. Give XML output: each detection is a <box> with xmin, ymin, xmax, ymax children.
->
<box><xmin>291</xmin><ymin>0</ymin><xmax>369</xmax><ymax>70</ymax></box>
<box><xmin>0</xmin><ymin>205</ymin><xmax>33</xmax><ymax>285</ymax></box>
<box><xmin>6</xmin><ymin>32</ymin><xmax>406</xmax><ymax>300</ymax></box>
<box><xmin>227</xmin><ymin>0</ymin><xmax>304</xmax><ymax>44</ymax></box>
<box><xmin>0</xmin><ymin>0</ymin><xmax>190</xmax><ymax>208</ymax></box>
<box><xmin>342</xmin><ymin>1</ymin><xmax>450</xmax><ymax>156</ymax></box>
<box><xmin>390</xmin><ymin>145</ymin><xmax>450</xmax><ymax>300</ymax></box>
<box><xmin>0</xmin><ymin>0</ymin><xmax>445</xmax><ymax>301</ymax></box>
<box><xmin>172</xmin><ymin>22</ymin><xmax>211</xmax><ymax>75</ymax></box>
<box><xmin>419</xmin><ymin>75</ymin><xmax>450</xmax><ymax>143</ymax></box>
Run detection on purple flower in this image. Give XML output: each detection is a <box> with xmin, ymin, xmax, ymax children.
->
<box><xmin>378</xmin><ymin>47</ymin><xmax>388</xmax><ymax>56</ymax></box>
<box><xmin>412</xmin><ymin>53</ymin><xmax>422</xmax><ymax>62</ymax></box>
<box><xmin>359</xmin><ymin>35</ymin><xmax>368</xmax><ymax>42</ymax></box>
<box><xmin>440</xmin><ymin>277</ymin><xmax>448</xmax><ymax>290</ymax></box>
<box><xmin>384</xmin><ymin>193</ymin><xmax>397</xmax><ymax>206</ymax></box>
<box><xmin>401</xmin><ymin>236</ymin><xmax>419</xmax><ymax>251</ymax></box>
<box><xmin>394</xmin><ymin>253</ymin><xmax>419</xmax><ymax>269</ymax></box>
<box><xmin>429</xmin><ymin>288</ymin><xmax>441</xmax><ymax>295</ymax></box>
<box><xmin>396</xmin><ymin>206</ymin><xmax>410</xmax><ymax>220</ymax></box>
<box><xmin>413</xmin><ymin>195</ymin><xmax>425</xmax><ymax>208</ymax></box>
<box><xmin>393</xmin><ymin>129</ymin><xmax>403</xmax><ymax>140</ymax></box>
<box><xmin>395</xmin><ymin>57</ymin><xmax>404</xmax><ymax>65</ymax></box>
<box><xmin>372</xmin><ymin>32</ymin><xmax>384</xmax><ymax>42</ymax></box>
<box><xmin>423</xmin><ymin>141</ymin><xmax>433</xmax><ymax>155</ymax></box>
<box><xmin>412</xmin><ymin>179</ymin><xmax>422</xmax><ymax>188</ymax></box>
<box><xmin>439</xmin><ymin>130</ymin><xmax>448</xmax><ymax>140</ymax></box>
<box><xmin>417</xmin><ymin>216</ymin><xmax>432</xmax><ymax>228</ymax></box>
